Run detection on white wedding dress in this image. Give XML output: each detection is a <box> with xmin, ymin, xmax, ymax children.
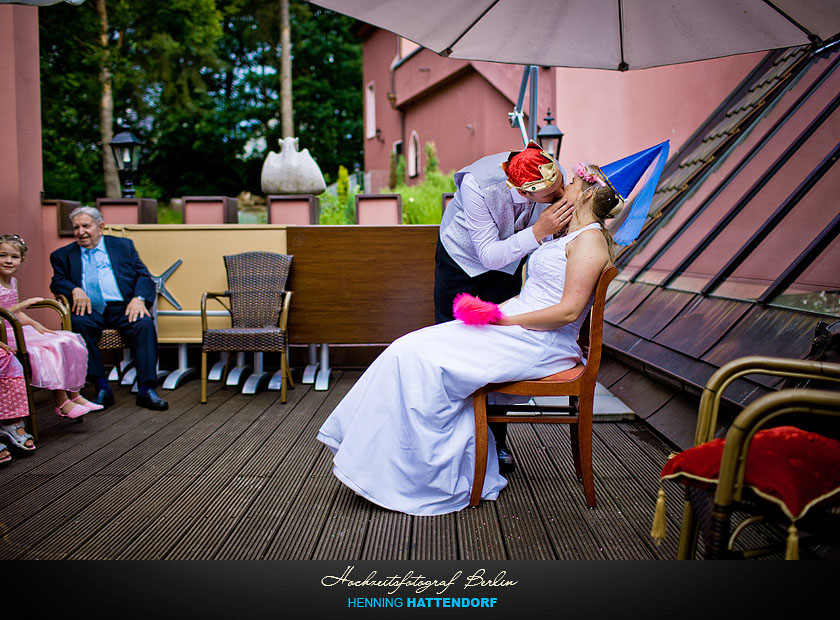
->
<box><xmin>316</xmin><ymin>223</ymin><xmax>601</xmax><ymax>516</ymax></box>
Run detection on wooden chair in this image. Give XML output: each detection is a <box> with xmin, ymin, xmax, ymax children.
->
<box><xmin>0</xmin><ymin>300</ymin><xmax>72</xmax><ymax>440</ymax></box>
<box><xmin>469</xmin><ymin>265</ymin><xmax>618</xmax><ymax>508</ymax></box>
<box><xmin>200</xmin><ymin>251</ymin><xmax>294</xmax><ymax>404</ymax></box>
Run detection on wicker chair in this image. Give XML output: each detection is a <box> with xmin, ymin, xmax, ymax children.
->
<box><xmin>0</xmin><ymin>300</ymin><xmax>72</xmax><ymax>440</ymax></box>
<box><xmin>200</xmin><ymin>251</ymin><xmax>294</xmax><ymax>404</ymax></box>
<box><xmin>469</xmin><ymin>265</ymin><xmax>618</xmax><ymax>508</ymax></box>
<box><xmin>57</xmin><ymin>295</ymin><xmax>133</xmax><ymax>382</ymax></box>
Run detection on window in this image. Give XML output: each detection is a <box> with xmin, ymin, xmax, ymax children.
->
<box><xmin>365</xmin><ymin>82</ymin><xmax>376</xmax><ymax>140</ymax></box>
<box><xmin>407</xmin><ymin>131</ymin><xmax>420</xmax><ymax>178</ymax></box>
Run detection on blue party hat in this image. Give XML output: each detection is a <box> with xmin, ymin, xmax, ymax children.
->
<box><xmin>599</xmin><ymin>140</ymin><xmax>669</xmax><ymax>245</ymax></box>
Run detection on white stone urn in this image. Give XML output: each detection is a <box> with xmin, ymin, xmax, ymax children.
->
<box><xmin>261</xmin><ymin>137</ymin><xmax>327</xmax><ymax>195</ymax></box>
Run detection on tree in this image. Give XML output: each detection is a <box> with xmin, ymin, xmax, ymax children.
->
<box><xmin>40</xmin><ymin>0</ymin><xmax>361</xmax><ymax>203</ymax></box>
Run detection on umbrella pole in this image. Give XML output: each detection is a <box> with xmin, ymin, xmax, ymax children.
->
<box><xmin>509</xmin><ymin>65</ymin><xmax>535</xmax><ymax>145</ymax></box>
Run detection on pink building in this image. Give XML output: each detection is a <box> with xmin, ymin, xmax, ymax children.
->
<box><xmin>358</xmin><ymin>25</ymin><xmax>763</xmax><ymax>191</ymax></box>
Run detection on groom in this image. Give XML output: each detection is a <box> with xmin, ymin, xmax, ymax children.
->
<box><xmin>49</xmin><ymin>206</ymin><xmax>168</xmax><ymax>411</ymax></box>
<box><xmin>435</xmin><ymin>142</ymin><xmax>572</xmax><ymax>472</ymax></box>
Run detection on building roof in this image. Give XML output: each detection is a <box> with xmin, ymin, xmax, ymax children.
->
<box><xmin>604</xmin><ymin>45</ymin><xmax>840</xmax><ymax>447</ymax></box>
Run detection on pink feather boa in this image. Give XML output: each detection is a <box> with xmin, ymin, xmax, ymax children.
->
<box><xmin>452</xmin><ymin>293</ymin><xmax>503</xmax><ymax>325</ymax></box>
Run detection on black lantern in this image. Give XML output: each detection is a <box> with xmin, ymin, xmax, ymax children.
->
<box><xmin>109</xmin><ymin>131</ymin><xmax>142</xmax><ymax>198</ymax></box>
<box><xmin>536</xmin><ymin>108</ymin><xmax>564</xmax><ymax>161</ymax></box>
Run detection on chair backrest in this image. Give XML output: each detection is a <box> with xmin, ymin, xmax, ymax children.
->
<box><xmin>223</xmin><ymin>251</ymin><xmax>293</xmax><ymax>328</ymax></box>
<box><xmin>577</xmin><ymin>265</ymin><xmax>618</xmax><ymax>378</ymax></box>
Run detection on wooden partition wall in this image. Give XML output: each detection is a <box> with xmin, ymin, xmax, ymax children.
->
<box><xmin>286</xmin><ymin>226</ymin><xmax>437</xmax><ymax>343</ymax></box>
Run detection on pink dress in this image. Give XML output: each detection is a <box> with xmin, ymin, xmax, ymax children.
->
<box><xmin>0</xmin><ymin>347</ymin><xmax>29</xmax><ymax>420</ymax></box>
<box><xmin>0</xmin><ymin>278</ymin><xmax>88</xmax><ymax>392</ymax></box>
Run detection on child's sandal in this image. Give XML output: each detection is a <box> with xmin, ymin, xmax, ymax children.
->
<box><xmin>0</xmin><ymin>420</ymin><xmax>35</xmax><ymax>451</ymax></box>
<box><xmin>54</xmin><ymin>399</ymin><xmax>88</xmax><ymax>419</ymax></box>
<box><xmin>72</xmin><ymin>395</ymin><xmax>103</xmax><ymax>411</ymax></box>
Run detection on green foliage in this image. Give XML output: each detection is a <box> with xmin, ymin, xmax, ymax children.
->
<box><xmin>157</xmin><ymin>204</ymin><xmax>183</xmax><ymax>224</ymax></box>
<box><xmin>319</xmin><ymin>186</ymin><xmax>357</xmax><ymax>225</ymax></box>
<box><xmin>336</xmin><ymin>165</ymin><xmax>349</xmax><ymax>205</ymax></box>
<box><xmin>388</xmin><ymin>151</ymin><xmax>398</xmax><ymax>189</ymax></box>
<box><xmin>424</xmin><ymin>141</ymin><xmax>439</xmax><ymax>174</ymax></box>
<box><xmin>385</xmin><ymin>144</ymin><xmax>456</xmax><ymax>224</ymax></box>
<box><xmin>395</xmin><ymin>155</ymin><xmax>407</xmax><ymax>188</ymax></box>
<box><xmin>39</xmin><ymin>0</ymin><xmax>362</xmax><ymax>203</ymax></box>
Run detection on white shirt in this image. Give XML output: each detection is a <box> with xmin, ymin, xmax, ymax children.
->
<box><xmin>459</xmin><ymin>173</ymin><xmax>544</xmax><ymax>271</ymax></box>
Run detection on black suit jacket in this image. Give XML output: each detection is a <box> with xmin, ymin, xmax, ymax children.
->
<box><xmin>49</xmin><ymin>236</ymin><xmax>156</xmax><ymax>307</ymax></box>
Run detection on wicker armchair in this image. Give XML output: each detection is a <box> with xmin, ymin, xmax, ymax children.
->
<box><xmin>57</xmin><ymin>295</ymin><xmax>133</xmax><ymax>383</ymax></box>
<box><xmin>0</xmin><ymin>300</ymin><xmax>72</xmax><ymax>440</ymax></box>
<box><xmin>200</xmin><ymin>251</ymin><xmax>294</xmax><ymax>404</ymax></box>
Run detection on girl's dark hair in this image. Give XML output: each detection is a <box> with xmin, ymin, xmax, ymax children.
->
<box><xmin>0</xmin><ymin>234</ymin><xmax>28</xmax><ymax>256</ymax></box>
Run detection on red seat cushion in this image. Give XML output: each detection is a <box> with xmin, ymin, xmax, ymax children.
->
<box><xmin>660</xmin><ymin>426</ymin><xmax>840</xmax><ymax>520</ymax></box>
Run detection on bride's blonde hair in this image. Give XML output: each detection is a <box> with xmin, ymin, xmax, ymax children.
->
<box><xmin>575</xmin><ymin>163</ymin><xmax>623</xmax><ymax>262</ymax></box>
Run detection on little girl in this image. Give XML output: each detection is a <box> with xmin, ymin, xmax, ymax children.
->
<box><xmin>0</xmin><ymin>340</ymin><xmax>32</xmax><ymax>459</ymax></box>
<box><xmin>0</xmin><ymin>234</ymin><xmax>102</xmax><ymax>426</ymax></box>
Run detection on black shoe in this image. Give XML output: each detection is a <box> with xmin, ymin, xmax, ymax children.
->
<box><xmin>136</xmin><ymin>388</ymin><xmax>169</xmax><ymax>411</ymax></box>
<box><xmin>92</xmin><ymin>388</ymin><xmax>115</xmax><ymax>410</ymax></box>
<box><xmin>497</xmin><ymin>444</ymin><xmax>515</xmax><ymax>474</ymax></box>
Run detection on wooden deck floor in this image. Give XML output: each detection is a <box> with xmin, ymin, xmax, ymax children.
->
<box><xmin>0</xmin><ymin>370</ymin><xmax>763</xmax><ymax>561</ymax></box>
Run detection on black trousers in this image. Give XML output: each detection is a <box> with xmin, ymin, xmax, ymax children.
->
<box><xmin>433</xmin><ymin>239</ymin><xmax>526</xmax><ymax>447</ymax></box>
<box><xmin>71</xmin><ymin>301</ymin><xmax>158</xmax><ymax>387</ymax></box>
<box><xmin>433</xmin><ymin>239</ymin><xmax>525</xmax><ymax>323</ymax></box>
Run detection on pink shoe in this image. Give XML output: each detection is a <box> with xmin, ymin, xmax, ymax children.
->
<box><xmin>55</xmin><ymin>399</ymin><xmax>89</xmax><ymax>419</ymax></box>
<box><xmin>72</xmin><ymin>395</ymin><xmax>104</xmax><ymax>411</ymax></box>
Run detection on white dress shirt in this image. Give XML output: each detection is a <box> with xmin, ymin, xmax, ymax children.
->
<box><xmin>459</xmin><ymin>173</ymin><xmax>544</xmax><ymax>271</ymax></box>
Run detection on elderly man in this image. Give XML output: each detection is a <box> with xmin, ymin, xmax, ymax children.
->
<box><xmin>435</xmin><ymin>141</ymin><xmax>572</xmax><ymax>472</ymax></box>
<box><xmin>50</xmin><ymin>206</ymin><xmax>168</xmax><ymax>411</ymax></box>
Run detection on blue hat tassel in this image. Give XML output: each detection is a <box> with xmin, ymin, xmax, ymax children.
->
<box><xmin>607</xmin><ymin>140</ymin><xmax>670</xmax><ymax>246</ymax></box>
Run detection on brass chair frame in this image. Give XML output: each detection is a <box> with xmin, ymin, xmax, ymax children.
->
<box><xmin>677</xmin><ymin>356</ymin><xmax>840</xmax><ymax>559</ymax></box>
<box><xmin>0</xmin><ymin>300</ymin><xmax>72</xmax><ymax>440</ymax></box>
<box><xmin>470</xmin><ymin>265</ymin><xmax>618</xmax><ymax>508</ymax></box>
<box><xmin>705</xmin><ymin>388</ymin><xmax>840</xmax><ymax>559</ymax></box>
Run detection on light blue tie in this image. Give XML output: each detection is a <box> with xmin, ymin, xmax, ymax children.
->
<box><xmin>83</xmin><ymin>249</ymin><xmax>106</xmax><ymax>314</ymax></box>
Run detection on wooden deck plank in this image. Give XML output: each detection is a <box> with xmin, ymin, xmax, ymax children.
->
<box><xmin>410</xmin><ymin>514</ymin><xmax>458</xmax><ymax>560</ymax></box>
<box><xmin>210</xmin><ymin>386</ymin><xmax>338</xmax><ymax>559</ymax></box>
<box><xmin>533</xmin><ymin>424</ymin><xmax>658</xmax><ymax>559</ymax></box>
<box><xmin>239</xmin><ymin>372</ymin><xmax>357</xmax><ymax>560</ymax></box>
<box><xmin>112</xmin><ymin>389</ymin><xmax>289</xmax><ymax>559</ymax></box>
<box><xmin>0</xmin><ymin>383</ymin><xmax>213</xmax><ymax>559</ymax></box>
<box><xmin>21</xmin><ymin>384</ymin><xmax>236</xmax><ymax>559</ymax></box>
<box><xmin>361</xmin><ymin>509</ymin><xmax>412</xmax><ymax>560</ymax></box>
<box><xmin>503</xmin><ymin>424</ymin><xmax>604</xmax><ymax>560</ymax></box>
<box><xmin>455</xmin><ymin>500</ymin><xmax>506</xmax><ymax>560</ymax></box>
<box><xmin>0</xmin><ymin>371</ymin><xmax>711</xmax><ymax>561</ymax></box>
<box><xmin>490</xmin><ymin>439</ymin><xmax>556</xmax><ymax>560</ymax></box>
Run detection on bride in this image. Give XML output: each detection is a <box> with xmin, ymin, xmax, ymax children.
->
<box><xmin>317</xmin><ymin>144</ymin><xmax>667</xmax><ymax>516</ymax></box>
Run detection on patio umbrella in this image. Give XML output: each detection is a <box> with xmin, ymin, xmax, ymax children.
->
<box><xmin>309</xmin><ymin>0</ymin><xmax>840</xmax><ymax>70</ymax></box>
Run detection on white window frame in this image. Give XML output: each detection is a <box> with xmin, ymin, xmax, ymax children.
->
<box><xmin>407</xmin><ymin>131</ymin><xmax>420</xmax><ymax>178</ymax></box>
<box><xmin>365</xmin><ymin>82</ymin><xmax>376</xmax><ymax>140</ymax></box>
